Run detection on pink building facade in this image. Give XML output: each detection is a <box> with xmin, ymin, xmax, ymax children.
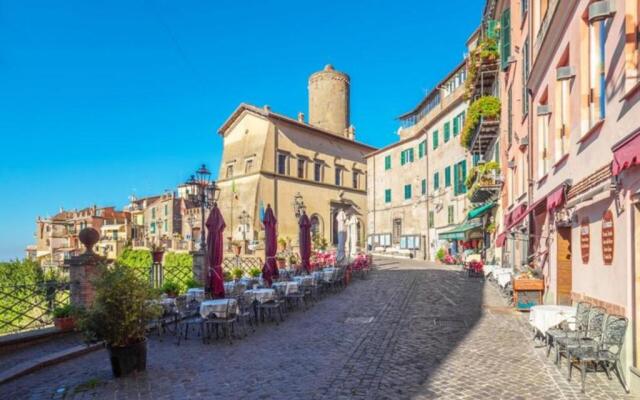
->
<box><xmin>525</xmin><ymin>0</ymin><xmax>640</xmax><ymax>390</ymax></box>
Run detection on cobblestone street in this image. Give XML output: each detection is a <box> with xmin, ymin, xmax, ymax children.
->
<box><xmin>1</xmin><ymin>258</ymin><xmax>637</xmax><ymax>400</ymax></box>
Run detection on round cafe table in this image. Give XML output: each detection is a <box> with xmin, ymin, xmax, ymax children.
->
<box><xmin>529</xmin><ymin>305</ymin><xmax>576</xmax><ymax>335</ymax></box>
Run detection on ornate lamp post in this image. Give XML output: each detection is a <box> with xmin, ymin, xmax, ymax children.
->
<box><xmin>184</xmin><ymin>165</ymin><xmax>220</xmax><ymax>293</ymax></box>
<box><xmin>293</xmin><ymin>192</ymin><xmax>306</xmax><ymax>218</ymax></box>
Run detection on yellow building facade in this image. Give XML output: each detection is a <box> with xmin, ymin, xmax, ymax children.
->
<box><xmin>215</xmin><ymin>66</ymin><xmax>375</xmax><ymax>254</ymax></box>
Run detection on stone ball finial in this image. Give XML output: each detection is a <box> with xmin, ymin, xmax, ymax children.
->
<box><xmin>324</xmin><ymin>64</ymin><xmax>334</xmax><ymax>71</ymax></box>
<box><xmin>79</xmin><ymin>227</ymin><xmax>100</xmax><ymax>253</ymax></box>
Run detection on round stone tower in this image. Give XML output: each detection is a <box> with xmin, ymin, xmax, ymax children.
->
<box><xmin>308</xmin><ymin>64</ymin><xmax>350</xmax><ymax>138</ymax></box>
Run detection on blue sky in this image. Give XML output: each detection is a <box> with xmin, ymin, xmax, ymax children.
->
<box><xmin>0</xmin><ymin>0</ymin><xmax>482</xmax><ymax>260</ymax></box>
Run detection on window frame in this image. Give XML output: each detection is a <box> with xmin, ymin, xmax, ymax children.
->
<box><xmin>277</xmin><ymin>152</ymin><xmax>289</xmax><ymax>175</ymax></box>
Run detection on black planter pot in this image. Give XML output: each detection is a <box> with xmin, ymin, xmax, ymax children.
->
<box><xmin>107</xmin><ymin>338</ymin><xmax>147</xmax><ymax>377</ymax></box>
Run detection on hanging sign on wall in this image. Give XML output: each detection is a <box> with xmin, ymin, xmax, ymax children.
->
<box><xmin>602</xmin><ymin>210</ymin><xmax>614</xmax><ymax>265</ymax></box>
<box><xmin>580</xmin><ymin>218</ymin><xmax>590</xmax><ymax>264</ymax></box>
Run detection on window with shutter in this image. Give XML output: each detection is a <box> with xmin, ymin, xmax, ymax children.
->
<box><xmin>434</xmin><ymin>172</ymin><xmax>440</xmax><ymax>190</ymax></box>
<box><xmin>433</xmin><ymin>130</ymin><xmax>439</xmax><ymax>149</ymax></box>
<box><xmin>421</xmin><ymin>179</ymin><xmax>426</xmax><ymax>195</ymax></box>
<box><xmin>445</xmin><ymin>166</ymin><xmax>451</xmax><ymax>187</ymax></box>
<box><xmin>453</xmin><ymin>163</ymin><xmax>460</xmax><ymax>195</ymax></box>
<box><xmin>400</xmin><ymin>151</ymin><xmax>406</xmax><ymax>165</ymax></box>
<box><xmin>444</xmin><ymin>122</ymin><xmax>450</xmax><ymax>142</ymax></box>
<box><xmin>384</xmin><ymin>189</ymin><xmax>391</xmax><ymax>203</ymax></box>
<box><xmin>500</xmin><ymin>9</ymin><xmax>511</xmax><ymax>70</ymax></box>
<box><xmin>460</xmin><ymin>160</ymin><xmax>467</xmax><ymax>194</ymax></box>
<box><xmin>404</xmin><ymin>184</ymin><xmax>412</xmax><ymax>200</ymax></box>
<box><xmin>384</xmin><ymin>155</ymin><xmax>391</xmax><ymax>170</ymax></box>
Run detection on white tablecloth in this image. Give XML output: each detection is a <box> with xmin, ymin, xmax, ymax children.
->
<box><xmin>529</xmin><ymin>305</ymin><xmax>576</xmax><ymax>335</ymax></box>
<box><xmin>186</xmin><ymin>288</ymin><xmax>205</xmax><ymax>302</ymax></box>
<box><xmin>199</xmin><ymin>299</ymin><xmax>239</xmax><ymax>319</ymax></box>
<box><xmin>244</xmin><ymin>288</ymin><xmax>276</xmax><ymax>303</ymax></box>
<box><xmin>492</xmin><ymin>268</ymin><xmax>513</xmax><ymax>288</ymax></box>
<box><xmin>483</xmin><ymin>264</ymin><xmax>499</xmax><ymax>277</ymax></box>
<box><xmin>272</xmin><ymin>281</ymin><xmax>299</xmax><ymax>295</ymax></box>
<box><xmin>224</xmin><ymin>281</ymin><xmax>247</xmax><ymax>295</ymax></box>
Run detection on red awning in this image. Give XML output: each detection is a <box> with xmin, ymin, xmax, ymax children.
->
<box><xmin>546</xmin><ymin>186</ymin><xmax>565</xmax><ymax>211</ymax></box>
<box><xmin>495</xmin><ymin>232</ymin><xmax>507</xmax><ymax>248</ymax></box>
<box><xmin>612</xmin><ymin>130</ymin><xmax>640</xmax><ymax>176</ymax></box>
<box><xmin>504</xmin><ymin>203</ymin><xmax>527</xmax><ymax>229</ymax></box>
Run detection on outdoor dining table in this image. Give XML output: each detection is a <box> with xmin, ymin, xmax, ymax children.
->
<box><xmin>271</xmin><ymin>281</ymin><xmax>299</xmax><ymax>295</ymax></box>
<box><xmin>244</xmin><ymin>288</ymin><xmax>277</xmax><ymax>304</ymax></box>
<box><xmin>529</xmin><ymin>305</ymin><xmax>576</xmax><ymax>335</ymax></box>
<box><xmin>224</xmin><ymin>281</ymin><xmax>247</xmax><ymax>295</ymax></box>
<box><xmin>293</xmin><ymin>275</ymin><xmax>315</xmax><ymax>286</ymax></box>
<box><xmin>492</xmin><ymin>268</ymin><xmax>513</xmax><ymax>288</ymax></box>
<box><xmin>321</xmin><ymin>267</ymin><xmax>337</xmax><ymax>282</ymax></box>
<box><xmin>199</xmin><ymin>298</ymin><xmax>239</xmax><ymax>319</ymax></box>
<box><xmin>186</xmin><ymin>288</ymin><xmax>205</xmax><ymax>302</ymax></box>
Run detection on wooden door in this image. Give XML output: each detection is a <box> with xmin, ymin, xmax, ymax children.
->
<box><xmin>556</xmin><ymin>227</ymin><xmax>573</xmax><ymax>305</ymax></box>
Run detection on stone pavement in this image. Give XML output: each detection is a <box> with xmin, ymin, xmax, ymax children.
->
<box><xmin>1</xmin><ymin>258</ymin><xmax>637</xmax><ymax>399</ymax></box>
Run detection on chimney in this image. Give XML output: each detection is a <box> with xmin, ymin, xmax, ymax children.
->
<box><xmin>297</xmin><ymin>112</ymin><xmax>305</xmax><ymax>123</ymax></box>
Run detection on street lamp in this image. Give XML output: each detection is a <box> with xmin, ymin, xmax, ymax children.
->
<box><xmin>293</xmin><ymin>192</ymin><xmax>306</xmax><ymax>218</ymax></box>
<box><xmin>184</xmin><ymin>164</ymin><xmax>221</xmax><ymax>252</ymax></box>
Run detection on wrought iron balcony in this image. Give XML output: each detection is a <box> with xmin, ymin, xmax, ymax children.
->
<box><xmin>468</xmin><ymin>117</ymin><xmax>500</xmax><ymax>155</ymax></box>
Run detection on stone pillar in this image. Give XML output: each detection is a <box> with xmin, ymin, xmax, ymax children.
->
<box><xmin>66</xmin><ymin>228</ymin><xmax>105</xmax><ymax>309</ymax></box>
<box><xmin>191</xmin><ymin>250</ymin><xmax>206</xmax><ymax>287</ymax></box>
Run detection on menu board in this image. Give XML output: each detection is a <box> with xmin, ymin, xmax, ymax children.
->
<box><xmin>580</xmin><ymin>218</ymin><xmax>590</xmax><ymax>264</ymax></box>
<box><xmin>602</xmin><ymin>210</ymin><xmax>614</xmax><ymax>265</ymax></box>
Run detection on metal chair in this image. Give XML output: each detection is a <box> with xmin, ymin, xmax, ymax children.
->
<box><xmin>546</xmin><ymin>301</ymin><xmax>592</xmax><ymax>360</ymax></box>
<box><xmin>176</xmin><ymin>298</ymin><xmax>205</xmax><ymax>345</ymax></box>
<box><xmin>567</xmin><ymin>314</ymin><xmax>630</xmax><ymax>394</ymax></box>
<box><xmin>237</xmin><ymin>292</ymin><xmax>256</xmax><ymax>334</ymax></box>
<box><xmin>258</xmin><ymin>291</ymin><xmax>285</xmax><ymax>325</ymax></box>
<box><xmin>556</xmin><ymin>306</ymin><xmax>606</xmax><ymax>365</ymax></box>
<box><xmin>203</xmin><ymin>300</ymin><xmax>239</xmax><ymax>345</ymax></box>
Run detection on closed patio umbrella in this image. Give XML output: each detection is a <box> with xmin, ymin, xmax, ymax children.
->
<box><xmin>262</xmin><ymin>204</ymin><xmax>278</xmax><ymax>286</ymax></box>
<box><xmin>298</xmin><ymin>211</ymin><xmax>311</xmax><ymax>273</ymax></box>
<box><xmin>206</xmin><ymin>205</ymin><xmax>226</xmax><ymax>299</ymax></box>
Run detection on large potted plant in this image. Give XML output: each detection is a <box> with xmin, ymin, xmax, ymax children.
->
<box><xmin>78</xmin><ymin>264</ymin><xmax>161</xmax><ymax>377</ymax></box>
<box><xmin>53</xmin><ymin>304</ymin><xmax>75</xmax><ymax>332</ymax></box>
<box><xmin>161</xmin><ymin>280</ymin><xmax>181</xmax><ymax>298</ymax></box>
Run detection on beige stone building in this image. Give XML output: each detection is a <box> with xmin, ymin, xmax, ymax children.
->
<box><xmin>215</xmin><ymin>65</ymin><xmax>375</xmax><ymax>254</ymax></box>
<box><xmin>367</xmin><ymin>62</ymin><xmax>473</xmax><ymax>261</ymax></box>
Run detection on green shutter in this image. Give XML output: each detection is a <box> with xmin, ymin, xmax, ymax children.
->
<box><xmin>404</xmin><ymin>184</ymin><xmax>412</xmax><ymax>199</ymax></box>
<box><xmin>487</xmin><ymin>19</ymin><xmax>497</xmax><ymax>40</ymax></box>
<box><xmin>421</xmin><ymin>179</ymin><xmax>426</xmax><ymax>195</ymax></box>
<box><xmin>409</xmin><ymin>149</ymin><xmax>414</xmax><ymax>162</ymax></box>
<box><xmin>434</xmin><ymin>172</ymin><xmax>440</xmax><ymax>190</ymax></box>
<box><xmin>453</xmin><ymin>163</ymin><xmax>460</xmax><ymax>195</ymax></box>
<box><xmin>453</xmin><ymin>117</ymin><xmax>459</xmax><ymax>136</ymax></box>
<box><xmin>501</xmin><ymin>9</ymin><xmax>511</xmax><ymax>70</ymax></box>
<box><xmin>385</xmin><ymin>189</ymin><xmax>391</xmax><ymax>203</ymax></box>
<box><xmin>428</xmin><ymin>211</ymin><xmax>434</xmax><ymax>228</ymax></box>
<box><xmin>445</xmin><ymin>166</ymin><xmax>451</xmax><ymax>187</ymax></box>
<box><xmin>433</xmin><ymin>131</ymin><xmax>439</xmax><ymax>149</ymax></box>
<box><xmin>460</xmin><ymin>160</ymin><xmax>467</xmax><ymax>194</ymax></box>
<box><xmin>385</xmin><ymin>155</ymin><xmax>391</xmax><ymax>170</ymax></box>
<box><xmin>400</xmin><ymin>151</ymin><xmax>406</xmax><ymax>165</ymax></box>
<box><xmin>444</xmin><ymin>122</ymin><xmax>450</xmax><ymax>142</ymax></box>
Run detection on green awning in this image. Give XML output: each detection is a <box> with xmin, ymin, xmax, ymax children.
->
<box><xmin>467</xmin><ymin>203</ymin><xmax>496</xmax><ymax>220</ymax></box>
<box><xmin>438</xmin><ymin>222</ymin><xmax>483</xmax><ymax>240</ymax></box>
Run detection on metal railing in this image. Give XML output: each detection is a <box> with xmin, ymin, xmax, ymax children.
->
<box><xmin>0</xmin><ymin>281</ymin><xmax>70</xmax><ymax>335</ymax></box>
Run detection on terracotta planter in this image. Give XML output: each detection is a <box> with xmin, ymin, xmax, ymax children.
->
<box><xmin>151</xmin><ymin>251</ymin><xmax>164</xmax><ymax>264</ymax></box>
<box><xmin>232</xmin><ymin>245</ymin><xmax>242</xmax><ymax>256</ymax></box>
<box><xmin>107</xmin><ymin>338</ymin><xmax>147</xmax><ymax>377</ymax></box>
<box><xmin>54</xmin><ymin>316</ymin><xmax>75</xmax><ymax>332</ymax></box>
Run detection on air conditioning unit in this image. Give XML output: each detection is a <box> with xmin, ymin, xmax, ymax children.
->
<box><xmin>537</xmin><ymin>104</ymin><xmax>551</xmax><ymax>116</ymax></box>
<box><xmin>518</xmin><ymin>135</ymin><xmax>529</xmax><ymax>147</ymax></box>
<box><xmin>556</xmin><ymin>66</ymin><xmax>576</xmax><ymax>81</ymax></box>
<box><xmin>508</xmin><ymin>160</ymin><xmax>516</xmax><ymax>169</ymax></box>
<box><xmin>589</xmin><ymin>1</ymin><xmax>615</xmax><ymax>23</ymax></box>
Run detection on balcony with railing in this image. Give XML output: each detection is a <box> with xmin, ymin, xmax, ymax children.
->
<box><xmin>466</xmin><ymin>37</ymin><xmax>500</xmax><ymax>101</ymax></box>
<box><xmin>461</xmin><ymin>96</ymin><xmax>501</xmax><ymax>156</ymax></box>
<box><xmin>465</xmin><ymin>161</ymin><xmax>503</xmax><ymax>203</ymax></box>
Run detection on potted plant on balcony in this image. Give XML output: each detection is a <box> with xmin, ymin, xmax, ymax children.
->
<box><xmin>461</xmin><ymin>96</ymin><xmax>501</xmax><ymax>149</ymax></box>
<box><xmin>149</xmin><ymin>243</ymin><xmax>165</xmax><ymax>264</ymax></box>
<box><xmin>53</xmin><ymin>304</ymin><xmax>75</xmax><ymax>332</ymax></box>
<box><xmin>77</xmin><ymin>264</ymin><xmax>161</xmax><ymax>377</ymax></box>
<box><xmin>161</xmin><ymin>281</ymin><xmax>181</xmax><ymax>298</ymax></box>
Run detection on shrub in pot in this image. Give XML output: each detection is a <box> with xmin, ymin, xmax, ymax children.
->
<box><xmin>230</xmin><ymin>267</ymin><xmax>244</xmax><ymax>281</ymax></box>
<box><xmin>77</xmin><ymin>264</ymin><xmax>161</xmax><ymax>377</ymax></box>
<box><xmin>161</xmin><ymin>281</ymin><xmax>181</xmax><ymax>298</ymax></box>
<box><xmin>53</xmin><ymin>304</ymin><xmax>75</xmax><ymax>332</ymax></box>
